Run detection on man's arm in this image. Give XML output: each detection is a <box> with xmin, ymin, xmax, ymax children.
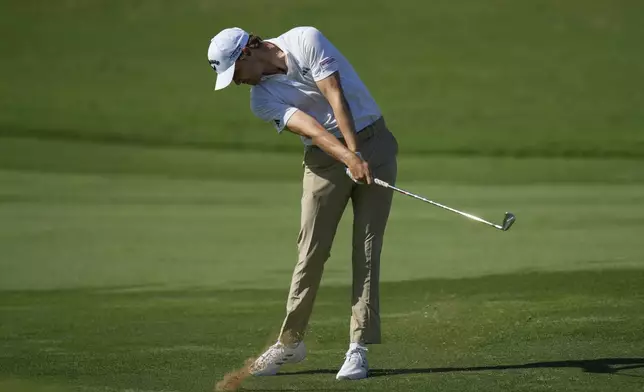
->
<box><xmin>316</xmin><ymin>72</ymin><xmax>359</xmax><ymax>153</ymax></box>
<box><xmin>286</xmin><ymin>110</ymin><xmax>372</xmax><ymax>184</ymax></box>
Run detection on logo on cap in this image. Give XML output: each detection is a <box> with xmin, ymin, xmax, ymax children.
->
<box><xmin>209</xmin><ymin>59</ymin><xmax>220</xmax><ymax>72</ymax></box>
<box><xmin>229</xmin><ymin>45</ymin><xmax>243</xmax><ymax>60</ymax></box>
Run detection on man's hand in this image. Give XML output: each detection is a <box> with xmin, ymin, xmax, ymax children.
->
<box><xmin>346</xmin><ymin>152</ymin><xmax>373</xmax><ymax>185</ymax></box>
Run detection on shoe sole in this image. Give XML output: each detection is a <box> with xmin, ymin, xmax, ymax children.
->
<box><xmin>336</xmin><ymin>373</ymin><xmax>368</xmax><ymax>380</ymax></box>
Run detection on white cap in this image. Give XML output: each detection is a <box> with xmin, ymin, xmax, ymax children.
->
<box><xmin>207</xmin><ymin>27</ymin><xmax>250</xmax><ymax>91</ymax></box>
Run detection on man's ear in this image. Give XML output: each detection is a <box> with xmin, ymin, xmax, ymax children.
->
<box><xmin>241</xmin><ymin>47</ymin><xmax>252</xmax><ymax>57</ymax></box>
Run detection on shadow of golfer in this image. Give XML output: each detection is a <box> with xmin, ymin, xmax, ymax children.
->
<box><xmin>277</xmin><ymin>357</ymin><xmax>644</xmax><ymax>378</ymax></box>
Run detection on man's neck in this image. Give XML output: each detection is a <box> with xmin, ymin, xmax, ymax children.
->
<box><xmin>261</xmin><ymin>42</ymin><xmax>288</xmax><ymax>76</ymax></box>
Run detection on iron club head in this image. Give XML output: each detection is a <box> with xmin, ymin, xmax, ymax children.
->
<box><xmin>501</xmin><ymin>212</ymin><xmax>516</xmax><ymax>231</ymax></box>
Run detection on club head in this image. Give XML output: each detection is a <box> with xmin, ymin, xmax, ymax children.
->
<box><xmin>501</xmin><ymin>212</ymin><xmax>516</xmax><ymax>231</ymax></box>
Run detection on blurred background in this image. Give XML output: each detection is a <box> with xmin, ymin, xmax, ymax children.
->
<box><xmin>2</xmin><ymin>0</ymin><xmax>643</xmax><ymax>289</ymax></box>
<box><xmin>1</xmin><ymin>0</ymin><xmax>644</xmax><ymax>284</ymax></box>
<box><xmin>2</xmin><ymin>0</ymin><xmax>643</xmax><ymax>157</ymax></box>
<box><xmin>2</xmin><ymin>0</ymin><xmax>644</xmax><ymax>285</ymax></box>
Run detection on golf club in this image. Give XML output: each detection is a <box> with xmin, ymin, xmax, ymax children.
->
<box><xmin>374</xmin><ymin>178</ymin><xmax>516</xmax><ymax>231</ymax></box>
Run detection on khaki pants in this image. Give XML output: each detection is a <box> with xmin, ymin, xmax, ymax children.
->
<box><xmin>279</xmin><ymin>117</ymin><xmax>398</xmax><ymax>345</ymax></box>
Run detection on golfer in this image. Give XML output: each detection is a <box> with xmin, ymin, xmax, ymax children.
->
<box><xmin>207</xmin><ymin>26</ymin><xmax>398</xmax><ymax>380</ymax></box>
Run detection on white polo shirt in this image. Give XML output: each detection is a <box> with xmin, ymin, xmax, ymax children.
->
<box><xmin>250</xmin><ymin>27</ymin><xmax>382</xmax><ymax>146</ymax></box>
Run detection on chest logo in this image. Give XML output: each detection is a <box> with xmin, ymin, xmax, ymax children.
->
<box><xmin>302</xmin><ymin>67</ymin><xmax>311</xmax><ymax>76</ymax></box>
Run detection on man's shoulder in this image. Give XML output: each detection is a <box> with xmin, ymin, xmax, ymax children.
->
<box><xmin>250</xmin><ymin>85</ymin><xmax>266</xmax><ymax>101</ymax></box>
<box><xmin>249</xmin><ymin>85</ymin><xmax>269</xmax><ymax>115</ymax></box>
<box><xmin>250</xmin><ymin>84</ymin><xmax>276</xmax><ymax>107</ymax></box>
<box><xmin>280</xmin><ymin>26</ymin><xmax>319</xmax><ymax>38</ymax></box>
<box><xmin>276</xmin><ymin>26</ymin><xmax>323</xmax><ymax>47</ymax></box>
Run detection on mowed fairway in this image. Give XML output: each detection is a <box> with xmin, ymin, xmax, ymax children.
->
<box><xmin>1</xmin><ymin>140</ymin><xmax>644</xmax><ymax>392</ymax></box>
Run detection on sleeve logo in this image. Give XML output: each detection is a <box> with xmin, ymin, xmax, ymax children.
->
<box><xmin>274</xmin><ymin>119</ymin><xmax>281</xmax><ymax>127</ymax></box>
<box><xmin>319</xmin><ymin>57</ymin><xmax>336</xmax><ymax>68</ymax></box>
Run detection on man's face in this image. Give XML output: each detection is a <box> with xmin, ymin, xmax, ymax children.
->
<box><xmin>233</xmin><ymin>50</ymin><xmax>263</xmax><ymax>86</ymax></box>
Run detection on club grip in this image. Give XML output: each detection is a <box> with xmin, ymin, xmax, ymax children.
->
<box><xmin>345</xmin><ymin>167</ymin><xmax>363</xmax><ymax>184</ymax></box>
<box><xmin>374</xmin><ymin>178</ymin><xmax>390</xmax><ymax>188</ymax></box>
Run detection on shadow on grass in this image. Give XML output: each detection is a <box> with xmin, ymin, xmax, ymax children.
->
<box><xmin>278</xmin><ymin>357</ymin><xmax>644</xmax><ymax>378</ymax></box>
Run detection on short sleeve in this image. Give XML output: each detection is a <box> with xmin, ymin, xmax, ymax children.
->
<box><xmin>301</xmin><ymin>27</ymin><xmax>340</xmax><ymax>82</ymax></box>
<box><xmin>250</xmin><ymin>89</ymin><xmax>299</xmax><ymax>133</ymax></box>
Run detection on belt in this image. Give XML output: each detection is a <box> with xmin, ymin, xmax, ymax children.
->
<box><xmin>356</xmin><ymin>116</ymin><xmax>385</xmax><ymax>141</ymax></box>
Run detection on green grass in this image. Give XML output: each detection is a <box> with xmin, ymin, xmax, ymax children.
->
<box><xmin>1</xmin><ymin>271</ymin><xmax>643</xmax><ymax>392</ymax></box>
<box><xmin>2</xmin><ymin>140</ymin><xmax>644</xmax><ymax>291</ymax></box>
<box><xmin>1</xmin><ymin>140</ymin><xmax>644</xmax><ymax>391</ymax></box>
<box><xmin>2</xmin><ymin>137</ymin><xmax>644</xmax><ymax>185</ymax></box>
<box><xmin>1</xmin><ymin>0</ymin><xmax>643</xmax><ymax>156</ymax></box>
<box><xmin>2</xmin><ymin>0</ymin><xmax>644</xmax><ymax>390</ymax></box>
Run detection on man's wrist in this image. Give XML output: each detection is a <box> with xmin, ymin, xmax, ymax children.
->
<box><xmin>344</xmin><ymin>151</ymin><xmax>362</xmax><ymax>167</ymax></box>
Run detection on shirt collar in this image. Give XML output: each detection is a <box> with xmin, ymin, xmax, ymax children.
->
<box><xmin>260</xmin><ymin>37</ymin><xmax>295</xmax><ymax>81</ymax></box>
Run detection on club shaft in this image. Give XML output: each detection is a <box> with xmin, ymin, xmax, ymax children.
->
<box><xmin>374</xmin><ymin>178</ymin><xmax>502</xmax><ymax>230</ymax></box>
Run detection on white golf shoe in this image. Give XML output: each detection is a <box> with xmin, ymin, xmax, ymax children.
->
<box><xmin>250</xmin><ymin>341</ymin><xmax>306</xmax><ymax>376</ymax></box>
<box><xmin>336</xmin><ymin>344</ymin><xmax>368</xmax><ymax>380</ymax></box>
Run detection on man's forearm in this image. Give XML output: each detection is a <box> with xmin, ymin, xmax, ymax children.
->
<box><xmin>316</xmin><ymin>72</ymin><xmax>360</xmax><ymax>152</ymax></box>
<box><xmin>285</xmin><ymin>109</ymin><xmax>361</xmax><ymax>168</ymax></box>
<box><xmin>285</xmin><ymin>109</ymin><xmax>371</xmax><ymax>183</ymax></box>
<box><xmin>311</xmin><ymin>130</ymin><xmax>360</xmax><ymax>167</ymax></box>
<box><xmin>328</xmin><ymin>93</ymin><xmax>359</xmax><ymax>152</ymax></box>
